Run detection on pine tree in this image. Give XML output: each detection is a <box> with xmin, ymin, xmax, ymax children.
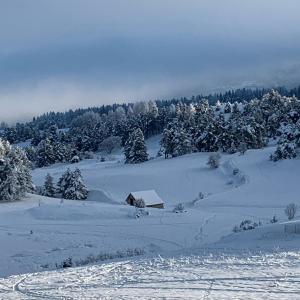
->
<box><xmin>62</xmin><ymin>168</ymin><xmax>89</xmax><ymax>200</ymax></box>
<box><xmin>0</xmin><ymin>139</ymin><xmax>34</xmax><ymax>201</ymax></box>
<box><xmin>0</xmin><ymin>157</ymin><xmax>19</xmax><ymax>201</ymax></box>
<box><xmin>36</xmin><ymin>138</ymin><xmax>56</xmax><ymax>167</ymax></box>
<box><xmin>161</xmin><ymin>126</ymin><xmax>176</xmax><ymax>158</ymax></box>
<box><xmin>224</xmin><ymin>102</ymin><xmax>232</xmax><ymax>113</ymax></box>
<box><xmin>44</xmin><ymin>173</ymin><xmax>56</xmax><ymax>197</ymax></box>
<box><xmin>124</xmin><ymin>128</ymin><xmax>148</xmax><ymax>163</ymax></box>
<box><xmin>57</xmin><ymin>168</ymin><xmax>72</xmax><ymax>194</ymax></box>
<box><xmin>270</xmin><ymin>142</ymin><xmax>297</xmax><ymax>161</ymax></box>
<box><xmin>173</xmin><ymin>127</ymin><xmax>192</xmax><ymax>157</ymax></box>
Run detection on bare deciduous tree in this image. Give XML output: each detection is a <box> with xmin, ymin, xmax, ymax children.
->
<box><xmin>285</xmin><ymin>203</ymin><xmax>297</xmax><ymax>220</ymax></box>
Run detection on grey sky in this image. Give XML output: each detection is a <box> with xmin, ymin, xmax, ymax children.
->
<box><xmin>1</xmin><ymin>0</ymin><xmax>300</xmax><ymax>122</ymax></box>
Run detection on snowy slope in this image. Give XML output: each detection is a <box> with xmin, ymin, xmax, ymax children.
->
<box><xmin>1</xmin><ymin>136</ymin><xmax>300</xmax><ymax>298</ymax></box>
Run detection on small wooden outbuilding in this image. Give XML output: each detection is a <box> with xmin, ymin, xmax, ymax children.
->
<box><xmin>126</xmin><ymin>190</ymin><xmax>164</xmax><ymax>209</ymax></box>
<box><xmin>284</xmin><ymin>221</ymin><xmax>300</xmax><ymax>234</ymax></box>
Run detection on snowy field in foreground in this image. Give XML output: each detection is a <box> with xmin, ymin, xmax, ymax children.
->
<box><xmin>1</xmin><ymin>251</ymin><xmax>300</xmax><ymax>299</ymax></box>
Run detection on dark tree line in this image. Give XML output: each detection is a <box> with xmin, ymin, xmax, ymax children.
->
<box><xmin>1</xmin><ymin>87</ymin><xmax>300</xmax><ymax>168</ymax></box>
<box><xmin>2</xmin><ymin>85</ymin><xmax>300</xmax><ymax>145</ymax></box>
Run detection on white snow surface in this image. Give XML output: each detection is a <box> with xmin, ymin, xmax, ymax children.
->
<box><xmin>1</xmin><ymin>136</ymin><xmax>300</xmax><ymax>299</ymax></box>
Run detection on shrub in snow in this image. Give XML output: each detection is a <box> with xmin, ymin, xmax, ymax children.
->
<box><xmin>192</xmin><ymin>192</ymin><xmax>205</xmax><ymax>205</ymax></box>
<box><xmin>207</xmin><ymin>153</ymin><xmax>221</xmax><ymax>169</ymax></box>
<box><xmin>56</xmin><ymin>257</ymin><xmax>73</xmax><ymax>269</ymax></box>
<box><xmin>270</xmin><ymin>142</ymin><xmax>297</xmax><ymax>161</ymax></box>
<box><xmin>233</xmin><ymin>219</ymin><xmax>260</xmax><ymax>232</ymax></box>
<box><xmin>173</xmin><ymin>203</ymin><xmax>186</xmax><ymax>213</ymax></box>
<box><xmin>100</xmin><ymin>156</ymin><xmax>105</xmax><ymax>162</ymax></box>
<box><xmin>270</xmin><ymin>215</ymin><xmax>278</xmax><ymax>224</ymax></box>
<box><xmin>198</xmin><ymin>192</ymin><xmax>204</xmax><ymax>200</ymax></box>
<box><xmin>232</xmin><ymin>168</ymin><xmax>240</xmax><ymax>176</ymax></box>
<box><xmin>134</xmin><ymin>208</ymin><xmax>149</xmax><ymax>218</ymax></box>
<box><xmin>70</xmin><ymin>155</ymin><xmax>80</xmax><ymax>164</ymax></box>
<box><xmin>54</xmin><ymin>248</ymin><xmax>145</xmax><ymax>270</ymax></box>
<box><xmin>285</xmin><ymin>203</ymin><xmax>297</xmax><ymax>220</ymax></box>
<box><xmin>238</xmin><ymin>142</ymin><xmax>247</xmax><ymax>155</ymax></box>
<box><xmin>232</xmin><ymin>225</ymin><xmax>240</xmax><ymax>233</ymax></box>
<box><xmin>43</xmin><ymin>173</ymin><xmax>56</xmax><ymax>197</ymax></box>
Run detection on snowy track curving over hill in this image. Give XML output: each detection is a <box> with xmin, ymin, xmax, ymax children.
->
<box><xmin>1</xmin><ymin>251</ymin><xmax>300</xmax><ymax>299</ymax></box>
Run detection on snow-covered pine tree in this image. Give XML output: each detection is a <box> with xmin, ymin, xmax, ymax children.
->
<box><xmin>57</xmin><ymin>168</ymin><xmax>72</xmax><ymax>194</ymax></box>
<box><xmin>36</xmin><ymin>138</ymin><xmax>56</xmax><ymax>167</ymax></box>
<box><xmin>161</xmin><ymin>126</ymin><xmax>176</xmax><ymax>158</ymax></box>
<box><xmin>0</xmin><ymin>139</ymin><xmax>34</xmax><ymax>201</ymax></box>
<box><xmin>44</xmin><ymin>173</ymin><xmax>56</xmax><ymax>197</ymax></box>
<box><xmin>62</xmin><ymin>168</ymin><xmax>88</xmax><ymax>200</ymax></box>
<box><xmin>224</xmin><ymin>102</ymin><xmax>232</xmax><ymax>114</ymax></box>
<box><xmin>0</xmin><ymin>157</ymin><xmax>19</xmax><ymax>201</ymax></box>
<box><xmin>124</xmin><ymin>128</ymin><xmax>148</xmax><ymax>163</ymax></box>
<box><xmin>173</xmin><ymin>127</ymin><xmax>192</xmax><ymax>157</ymax></box>
<box><xmin>270</xmin><ymin>141</ymin><xmax>297</xmax><ymax>161</ymax></box>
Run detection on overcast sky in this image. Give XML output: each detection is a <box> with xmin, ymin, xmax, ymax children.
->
<box><xmin>1</xmin><ymin>0</ymin><xmax>300</xmax><ymax>123</ymax></box>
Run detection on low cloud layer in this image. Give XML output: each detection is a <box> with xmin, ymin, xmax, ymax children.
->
<box><xmin>1</xmin><ymin>0</ymin><xmax>300</xmax><ymax>122</ymax></box>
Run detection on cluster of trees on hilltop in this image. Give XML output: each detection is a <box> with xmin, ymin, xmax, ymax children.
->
<box><xmin>160</xmin><ymin>90</ymin><xmax>300</xmax><ymax>159</ymax></box>
<box><xmin>21</xmin><ymin>100</ymin><xmax>164</xmax><ymax>167</ymax></box>
<box><xmin>0</xmin><ymin>87</ymin><xmax>299</xmax><ymax>170</ymax></box>
<box><xmin>2</xmin><ymin>85</ymin><xmax>300</xmax><ymax>145</ymax></box>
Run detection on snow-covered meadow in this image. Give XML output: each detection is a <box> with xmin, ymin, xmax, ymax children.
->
<box><xmin>0</xmin><ymin>137</ymin><xmax>300</xmax><ymax>298</ymax></box>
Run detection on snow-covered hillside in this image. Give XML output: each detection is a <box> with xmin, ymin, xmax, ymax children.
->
<box><xmin>0</xmin><ymin>136</ymin><xmax>300</xmax><ymax>298</ymax></box>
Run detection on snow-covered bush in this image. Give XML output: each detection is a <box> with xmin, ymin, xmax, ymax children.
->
<box><xmin>199</xmin><ymin>192</ymin><xmax>204</xmax><ymax>200</ymax></box>
<box><xmin>134</xmin><ymin>208</ymin><xmax>149</xmax><ymax>218</ymax></box>
<box><xmin>270</xmin><ymin>215</ymin><xmax>278</xmax><ymax>224</ymax></box>
<box><xmin>238</xmin><ymin>142</ymin><xmax>247</xmax><ymax>155</ymax></box>
<box><xmin>56</xmin><ymin>257</ymin><xmax>73</xmax><ymax>269</ymax></box>
<box><xmin>233</xmin><ymin>219</ymin><xmax>260</xmax><ymax>232</ymax></box>
<box><xmin>192</xmin><ymin>192</ymin><xmax>205</xmax><ymax>205</ymax></box>
<box><xmin>207</xmin><ymin>153</ymin><xmax>221</xmax><ymax>169</ymax></box>
<box><xmin>285</xmin><ymin>203</ymin><xmax>297</xmax><ymax>220</ymax></box>
<box><xmin>173</xmin><ymin>203</ymin><xmax>185</xmax><ymax>213</ymax></box>
<box><xmin>70</xmin><ymin>155</ymin><xmax>80</xmax><ymax>164</ymax></box>
<box><xmin>270</xmin><ymin>142</ymin><xmax>297</xmax><ymax>161</ymax></box>
<box><xmin>232</xmin><ymin>168</ymin><xmax>240</xmax><ymax>175</ymax></box>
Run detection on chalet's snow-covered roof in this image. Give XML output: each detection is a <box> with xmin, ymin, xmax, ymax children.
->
<box><xmin>130</xmin><ymin>190</ymin><xmax>164</xmax><ymax>205</ymax></box>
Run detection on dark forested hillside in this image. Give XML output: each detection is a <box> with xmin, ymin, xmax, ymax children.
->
<box><xmin>1</xmin><ymin>86</ymin><xmax>300</xmax><ymax>169</ymax></box>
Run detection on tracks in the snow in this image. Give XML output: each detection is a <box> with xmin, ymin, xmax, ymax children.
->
<box><xmin>1</xmin><ymin>251</ymin><xmax>300</xmax><ymax>299</ymax></box>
